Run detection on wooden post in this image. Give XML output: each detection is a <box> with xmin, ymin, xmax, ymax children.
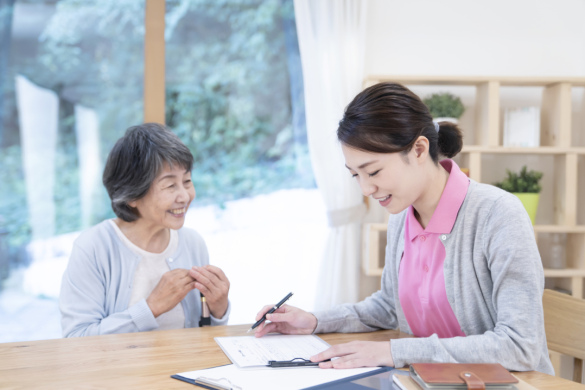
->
<box><xmin>541</xmin><ymin>82</ymin><xmax>571</xmax><ymax>147</ymax></box>
<box><xmin>144</xmin><ymin>0</ymin><xmax>165</xmax><ymax>124</ymax></box>
<box><xmin>468</xmin><ymin>151</ymin><xmax>482</xmax><ymax>182</ymax></box>
<box><xmin>475</xmin><ymin>81</ymin><xmax>500</xmax><ymax>147</ymax></box>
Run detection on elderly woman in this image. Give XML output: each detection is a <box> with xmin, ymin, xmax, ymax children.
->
<box><xmin>60</xmin><ymin>123</ymin><xmax>230</xmax><ymax>337</ymax></box>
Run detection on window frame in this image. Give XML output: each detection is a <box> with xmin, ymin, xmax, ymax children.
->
<box><xmin>144</xmin><ymin>0</ymin><xmax>166</xmax><ymax>123</ymax></box>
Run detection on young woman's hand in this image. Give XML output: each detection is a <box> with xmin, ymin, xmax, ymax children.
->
<box><xmin>146</xmin><ymin>269</ymin><xmax>196</xmax><ymax>318</ymax></box>
<box><xmin>253</xmin><ymin>304</ymin><xmax>318</xmax><ymax>337</ymax></box>
<box><xmin>310</xmin><ymin>341</ymin><xmax>394</xmax><ymax>368</ymax></box>
<box><xmin>189</xmin><ymin>265</ymin><xmax>230</xmax><ymax>319</ymax></box>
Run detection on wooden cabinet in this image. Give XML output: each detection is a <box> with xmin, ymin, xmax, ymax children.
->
<box><xmin>361</xmin><ymin>76</ymin><xmax>585</xmax><ymax>298</ymax></box>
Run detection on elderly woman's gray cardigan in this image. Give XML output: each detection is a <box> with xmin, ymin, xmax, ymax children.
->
<box><xmin>60</xmin><ymin>222</ymin><xmax>230</xmax><ymax>337</ymax></box>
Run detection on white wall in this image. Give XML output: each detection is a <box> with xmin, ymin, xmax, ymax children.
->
<box><xmin>365</xmin><ymin>0</ymin><xmax>585</xmax><ymax>77</ymax></box>
<box><xmin>360</xmin><ymin>0</ymin><xmax>585</xmax><ymax>229</ymax></box>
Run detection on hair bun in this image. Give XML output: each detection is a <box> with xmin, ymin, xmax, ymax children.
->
<box><xmin>436</xmin><ymin>121</ymin><xmax>463</xmax><ymax>158</ymax></box>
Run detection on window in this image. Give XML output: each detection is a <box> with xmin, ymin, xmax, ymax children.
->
<box><xmin>0</xmin><ymin>0</ymin><xmax>144</xmax><ymax>341</ymax></box>
<box><xmin>164</xmin><ymin>0</ymin><xmax>324</xmax><ymax>324</ymax></box>
<box><xmin>0</xmin><ymin>0</ymin><xmax>325</xmax><ymax>341</ymax></box>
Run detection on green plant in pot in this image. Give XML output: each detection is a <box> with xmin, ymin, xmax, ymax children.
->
<box><xmin>494</xmin><ymin>165</ymin><xmax>543</xmax><ymax>225</ymax></box>
<box><xmin>423</xmin><ymin>92</ymin><xmax>465</xmax><ymax>123</ymax></box>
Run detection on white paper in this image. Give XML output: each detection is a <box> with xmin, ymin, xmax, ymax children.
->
<box><xmin>214</xmin><ymin>334</ymin><xmax>331</xmax><ymax>368</ymax></box>
<box><xmin>175</xmin><ymin>363</ymin><xmax>382</xmax><ymax>390</ymax></box>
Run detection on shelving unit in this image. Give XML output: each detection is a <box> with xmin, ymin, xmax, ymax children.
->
<box><xmin>361</xmin><ymin>75</ymin><xmax>585</xmax><ymax>299</ymax></box>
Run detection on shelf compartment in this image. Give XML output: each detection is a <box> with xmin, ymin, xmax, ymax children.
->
<box><xmin>537</xmin><ymin>232</ymin><xmax>584</xmax><ymax>269</ymax></box>
<box><xmin>456</xmin><ymin>153</ymin><xmax>578</xmax><ymax>226</ymax></box>
<box><xmin>543</xmin><ymin>272</ymin><xmax>585</xmax><ymax>298</ymax></box>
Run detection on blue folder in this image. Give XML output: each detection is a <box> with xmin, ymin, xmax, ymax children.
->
<box><xmin>302</xmin><ymin>366</ymin><xmax>397</xmax><ymax>389</ymax></box>
<box><xmin>172</xmin><ymin>366</ymin><xmax>398</xmax><ymax>390</ymax></box>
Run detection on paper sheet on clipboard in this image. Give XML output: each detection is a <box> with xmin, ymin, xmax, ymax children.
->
<box><xmin>214</xmin><ymin>334</ymin><xmax>330</xmax><ymax>368</ymax></box>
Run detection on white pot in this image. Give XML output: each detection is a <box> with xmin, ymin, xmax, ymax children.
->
<box><xmin>433</xmin><ymin>117</ymin><xmax>458</xmax><ymax>124</ymax></box>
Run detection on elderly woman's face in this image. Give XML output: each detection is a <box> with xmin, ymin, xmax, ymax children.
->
<box><xmin>130</xmin><ymin>163</ymin><xmax>195</xmax><ymax>230</ymax></box>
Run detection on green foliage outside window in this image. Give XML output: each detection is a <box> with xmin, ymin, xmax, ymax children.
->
<box><xmin>164</xmin><ymin>0</ymin><xmax>311</xmax><ymax>204</ymax></box>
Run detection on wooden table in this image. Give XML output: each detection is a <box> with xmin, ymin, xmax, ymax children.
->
<box><xmin>1</xmin><ymin>324</ymin><xmax>583</xmax><ymax>389</ymax></box>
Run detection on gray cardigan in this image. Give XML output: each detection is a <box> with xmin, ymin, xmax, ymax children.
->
<box><xmin>60</xmin><ymin>221</ymin><xmax>230</xmax><ymax>337</ymax></box>
<box><xmin>314</xmin><ymin>180</ymin><xmax>554</xmax><ymax>375</ymax></box>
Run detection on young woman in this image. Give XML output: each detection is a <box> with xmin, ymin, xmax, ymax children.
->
<box><xmin>254</xmin><ymin>82</ymin><xmax>554</xmax><ymax>375</ymax></box>
<box><xmin>60</xmin><ymin>123</ymin><xmax>230</xmax><ymax>337</ymax></box>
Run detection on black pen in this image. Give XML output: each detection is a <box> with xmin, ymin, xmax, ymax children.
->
<box><xmin>267</xmin><ymin>358</ymin><xmax>331</xmax><ymax>368</ymax></box>
<box><xmin>247</xmin><ymin>292</ymin><xmax>293</xmax><ymax>333</ymax></box>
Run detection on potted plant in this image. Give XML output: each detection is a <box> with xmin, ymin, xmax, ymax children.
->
<box><xmin>494</xmin><ymin>165</ymin><xmax>543</xmax><ymax>225</ymax></box>
<box><xmin>423</xmin><ymin>92</ymin><xmax>465</xmax><ymax>123</ymax></box>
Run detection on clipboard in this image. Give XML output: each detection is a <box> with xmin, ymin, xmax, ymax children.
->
<box><xmin>172</xmin><ymin>365</ymin><xmax>238</xmax><ymax>390</ymax></box>
<box><xmin>171</xmin><ymin>364</ymin><xmax>395</xmax><ymax>390</ymax></box>
<box><xmin>302</xmin><ymin>366</ymin><xmax>394</xmax><ymax>389</ymax></box>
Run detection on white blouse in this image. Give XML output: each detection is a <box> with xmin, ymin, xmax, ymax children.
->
<box><xmin>109</xmin><ymin>220</ymin><xmax>185</xmax><ymax>331</ymax></box>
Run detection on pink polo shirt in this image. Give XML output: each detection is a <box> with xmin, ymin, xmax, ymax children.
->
<box><xmin>398</xmin><ymin>159</ymin><xmax>469</xmax><ymax>338</ymax></box>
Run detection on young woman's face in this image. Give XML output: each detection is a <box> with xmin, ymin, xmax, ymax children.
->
<box><xmin>342</xmin><ymin>144</ymin><xmax>426</xmax><ymax>214</ymax></box>
<box><xmin>130</xmin><ymin>163</ymin><xmax>196</xmax><ymax>230</ymax></box>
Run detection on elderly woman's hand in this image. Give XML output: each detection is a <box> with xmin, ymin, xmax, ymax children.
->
<box><xmin>189</xmin><ymin>265</ymin><xmax>230</xmax><ymax>319</ymax></box>
<box><xmin>146</xmin><ymin>269</ymin><xmax>196</xmax><ymax>318</ymax></box>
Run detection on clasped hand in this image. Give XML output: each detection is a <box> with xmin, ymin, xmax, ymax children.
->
<box><xmin>146</xmin><ymin>265</ymin><xmax>229</xmax><ymax>319</ymax></box>
<box><xmin>189</xmin><ymin>265</ymin><xmax>229</xmax><ymax>318</ymax></box>
<box><xmin>253</xmin><ymin>304</ymin><xmax>394</xmax><ymax>369</ymax></box>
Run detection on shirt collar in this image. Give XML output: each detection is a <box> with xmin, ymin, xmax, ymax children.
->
<box><xmin>406</xmin><ymin>159</ymin><xmax>470</xmax><ymax>237</ymax></box>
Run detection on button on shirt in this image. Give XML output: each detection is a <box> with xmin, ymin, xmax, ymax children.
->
<box><xmin>398</xmin><ymin>159</ymin><xmax>469</xmax><ymax>338</ymax></box>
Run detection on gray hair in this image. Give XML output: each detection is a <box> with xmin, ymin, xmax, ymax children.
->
<box><xmin>102</xmin><ymin>123</ymin><xmax>194</xmax><ymax>222</ymax></box>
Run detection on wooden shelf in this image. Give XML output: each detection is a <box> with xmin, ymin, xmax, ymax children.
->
<box><xmin>367</xmin><ymin>223</ymin><xmax>585</xmax><ymax>236</ymax></box>
<box><xmin>544</xmin><ymin>268</ymin><xmax>585</xmax><ymax>277</ymax></box>
<box><xmin>534</xmin><ymin>225</ymin><xmax>585</xmax><ymax>233</ymax></box>
<box><xmin>365</xmin><ymin>75</ymin><xmax>585</xmax><ymax>87</ymax></box>
<box><xmin>361</xmin><ymin>75</ymin><xmax>585</xmax><ymax>299</ymax></box>
<box><xmin>461</xmin><ymin>146</ymin><xmax>585</xmax><ymax>155</ymax></box>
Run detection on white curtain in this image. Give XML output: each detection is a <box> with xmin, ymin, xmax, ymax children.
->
<box><xmin>294</xmin><ymin>0</ymin><xmax>368</xmax><ymax>309</ymax></box>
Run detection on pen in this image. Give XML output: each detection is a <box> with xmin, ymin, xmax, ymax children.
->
<box><xmin>267</xmin><ymin>358</ymin><xmax>331</xmax><ymax>368</ymax></box>
<box><xmin>247</xmin><ymin>292</ymin><xmax>293</xmax><ymax>333</ymax></box>
<box><xmin>199</xmin><ymin>293</ymin><xmax>211</xmax><ymax>327</ymax></box>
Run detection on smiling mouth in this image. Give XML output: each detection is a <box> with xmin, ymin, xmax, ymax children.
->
<box><xmin>169</xmin><ymin>207</ymin><xmax>186</xmax><ymax>215</ymax></box>
<box><xmin>377</xmin><ymin>195</ymin><xmax>391</xmax><ymax>201</ymax></box>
